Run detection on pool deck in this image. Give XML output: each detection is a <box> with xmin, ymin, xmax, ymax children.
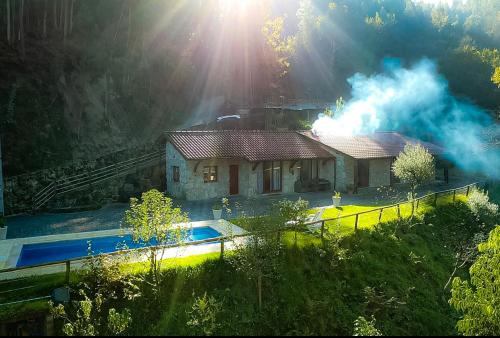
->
<box><xmin>4</xmin><ymin>178</ymin><xmax>476</xmax><ymax>239</ymax></box>
<box><xmin>0</xmin><ymin>220</ymin><xmax>246</xmax><ymax>280</ymax></box>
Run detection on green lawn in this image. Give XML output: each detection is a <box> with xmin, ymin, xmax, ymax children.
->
<box><xmin>320</xmin><ymin>193</ymin><xmax>468</xmax><ymax>237</ymax></box>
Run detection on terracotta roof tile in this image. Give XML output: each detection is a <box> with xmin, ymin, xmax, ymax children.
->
<box><xmin>300</xmin><ymin>131</ymin><xmax>444</xmax><ymax>159</ymax></box>
<box><xmin>166</xmin><ymin>131</ymin><xmax>334</xmax><ymax>162</ymax></box>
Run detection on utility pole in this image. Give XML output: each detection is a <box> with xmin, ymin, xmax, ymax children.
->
<box><xmin>0</xmin><ymin>138</ymin><xmax>4</xmax><ymax>217</ymax></box>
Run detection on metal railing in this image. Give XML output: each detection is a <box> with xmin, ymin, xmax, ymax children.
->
<box><xmin>32</xmin><ymin>150</ymin><xmax>165</xmax><ymax>211</ymax></box>
<box><xmin>0</xmin><ymin>182</ymin><xmax>480</xmax><ymax>306</ymax></box>
<box><xmin>6</xmin><ymin>182</ymin><xmax>479</xmax><ymax>275</ymax></box>
<box><xmin>308</xmin><ymin>182</ymin><xmax>478</xmax><ymax>238</ymax></box>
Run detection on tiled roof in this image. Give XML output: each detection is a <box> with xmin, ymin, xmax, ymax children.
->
<box><xmin>166</xmin><ymin>130</ymin><xmax>334</xmax><ymax>162</ymax></box>
<box><xmin>300</xmin><ymin>131</ymin><xmax>444</xmax><ymax>159</ymax></box>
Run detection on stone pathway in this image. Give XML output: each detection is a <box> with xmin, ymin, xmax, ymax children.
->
<box><xmin>3</xmin><ymin>178</ymin><xmax>477</xmax><ymax>239</ymax></box>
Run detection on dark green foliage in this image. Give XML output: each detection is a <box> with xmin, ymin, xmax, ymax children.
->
<box><xmin>450</xmin><ymin>226</ymin><xmax>500</xmax><ymax>336</ymax></box>
<box><xmin>121</xmin><ymin>202</ymin><xmax>492</xmax><ymax>335</ymax></box>
<box><xmin>50</xmin><ymin>251</ymin><xmax>139</xmax><ymax>336</ymax></box>
<box><xmin>186</xmin><ymin>293</ymin><xmax>223</xmax><ymax>336</ymax></box>
<box><xmin>1</xmin><ymin>0</ymin><xmax>499</xmax><ymax>176</ymax></box>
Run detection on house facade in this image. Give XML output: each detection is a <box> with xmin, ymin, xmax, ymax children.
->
<box><xmin>166</xmin><ymin>131</ymin><xmax>336</xmax><ymax>200</ymax></box>
<box><xmin>166</xmin><ymin>130</ymin><xmax>445</xmax><ymax>201</ymax></box>
<box><xmin>300</xmin><ymin>131</ymin><xmax>445</xmax><ymax>192</ymax></box>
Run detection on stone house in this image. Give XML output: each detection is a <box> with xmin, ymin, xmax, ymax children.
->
<box><xmin>165</xmin><ymin>130</ymin><xmax>445</xmax><ymax>201</ymax></box>
<box><xmin>300</xmin><ymin>131</ymin><xmax>445</xmax><ymax>192</ymax></box>
<box><xmin>166</xmin><ymin>131</ymin><xmax>336</xmax><ymax>200</ymax></box>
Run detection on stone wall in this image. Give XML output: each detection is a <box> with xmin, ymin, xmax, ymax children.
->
<box><xmin>315</xmin><ymin>144</ymin><xmax>354</xmax><ymax>193</ymax></box>
<box><xmin>338</xmin><ymin>155</ymin><xmax>356</xmax><ymax>192</ymax></box>
<box><xmin>4</xmin><ymin>145</ymin><xmax>164</xmax><ymax>215</ymax></box>
<box><xmin>369</xmin><ymin>158</ymin><xmax>392</xmax><ymax>187</ymax></box>
<box><xmin>166</xmin><ymin>142</ymin><xmax>336</xmax><ymax>201</ymax></box>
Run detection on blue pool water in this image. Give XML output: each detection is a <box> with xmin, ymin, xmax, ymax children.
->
<box><xmin>16</xmin><ymin>226</ymin><xmax>221</xmax><ymax>268</ymax></box>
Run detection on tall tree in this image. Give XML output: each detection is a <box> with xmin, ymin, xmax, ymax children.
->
<box><xmin>6</xmin><ymin>0</ymin><xmax>11</xmax><ymax>45</ymax></box>
<box><xmin>42</xmin><ymin>0</ymin><xmax>47</xmax><ymax>38</ymax></box>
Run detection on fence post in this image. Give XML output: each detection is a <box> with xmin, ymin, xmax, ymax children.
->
<box><xmin>220</xmin><ymin>239</ymin><xmax>225</xmax><ymax>259</ymax></box>
<box><xmin>354</xmin><ymin>214</ymin><xmax>359</xmax><ymax>233</ymax></box>
<box><xmin>453</xmin><ymin>189</ymin><xmax>456</xmax><ymax>202</ymax></box>
<box><xmin>434</xmin><ymin>193</ymin><xmax>438</xmax><ymax>206</ymax></box>
<box><xmin>397</xmin><ymin>204</ymin><xmax>401</xmax><ymax>218</ymax></box>
<box><xmin>378</xmin><ymin>208</ymin><xmax>383</xmax><ymax>224</ymax></box>
<box><xmin>65</xmin><ymin>261</ymin><xmax>71</xmax><ymax>285</ymax></box>
<box><xmin>320</xmin><ymin>220</ymin><xmax>325</xmax><ymax>240</ymax></box>
<box><xmin>466</xmin><ymin>186</ymin><xmax>470</xmax><ymax>197</ymax></box>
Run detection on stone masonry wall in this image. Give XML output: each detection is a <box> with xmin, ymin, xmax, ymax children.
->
<box><xmin>167</xmin><ymin>141</ymin><xmax>336</xmax><ymax>201</ymax></box>
<box><xmin>4</xmin><ymin>144</ymin><xmax>164</xmax><ymax>215</ymax></box>
<box><xmin>369</xmin><ymin>158</ymin><xmax>392</xmax><ymax>187</ymax></box>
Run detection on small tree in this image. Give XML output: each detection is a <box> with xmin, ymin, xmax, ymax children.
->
<box><xmin>392</xmin><ymin>143</ymin><xmax>435</xmax><ymax>213</ymax></box>
<box><xmin>123</xmin><ymin>189</ymin><xmax>189</xmax><ymax>297</ymax></box>
<box><xmin>275</xmin><ymin>198</ymin><xmax>309</xmax><ymax>246</ymax></box>
<box><xmin>229</xmin><ymin>210</ymin><xmax>283</xmax><ymax>310</ymax></box>
<box><xmin>450</xmin><ymin>226</ymin><xmax>500</xmax><ymax>336</ymax></box>
<box><xmin>231</xmin><ymin>235</ymin><xmax>282</xmax><ymax>310</ymax></box>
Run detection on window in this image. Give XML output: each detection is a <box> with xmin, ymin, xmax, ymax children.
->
<box><xmin>263</xmin><ymin>161</ymin><xmax>282</xmax><ymax>193</ymax></box>
<box><xmin>203</xmin><ymin>166</ymin><xmax>218</xmax><ymax>183</ymax></box>
<box><xmin>172</xmin><ymin>166</ymin><xmax>180</xmax><ymax>183</ymax></box>
<box><xmin>299</xmin><ymin>159</ymin><xmax>320</xmax><ymax>182</ymax></box>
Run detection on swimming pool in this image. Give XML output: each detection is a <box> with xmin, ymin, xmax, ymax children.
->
<box><xmin>16</xmin><ymin>226</ymin><xmax>221</xmax><ymax>268</ymax></box>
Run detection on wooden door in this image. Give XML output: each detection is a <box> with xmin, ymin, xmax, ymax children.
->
<box><xmin>229</xmin><ymin>165</ymin><xmax>239</xmax><ymax>195</ymax></box>
<box><xmin>358</xmin><ymin>160</ymin><xmax>370</xmax><ymax>188</ymax></box>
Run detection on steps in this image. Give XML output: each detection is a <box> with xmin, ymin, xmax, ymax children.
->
<box><xmin>32</xmin><ymin>150</ymin><xmax>165</xmax><ymax>211</ymax></box>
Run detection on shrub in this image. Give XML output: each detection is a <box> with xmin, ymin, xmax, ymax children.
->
<box><xmin>187</xmin><ymin>293</ymin><xmax>223</xmax><ymax>336</ymax></box>
<box><xmin>80</xmin><ymin>243</ymin><xmax>141</xmax><ymax>302</ymax></box>
<box><xmin>466</xmin><ymin>188</ymin><xmax>499</xmax><ymax>222</ymax></box>
<box><xmin>50</xmin><ymin>290</ymin><xmax>132</xmax><ymax>336</ymax></box>
<box><xmin>353</xmin><ymin>316</ymin><xmax>383</xmax><ymax>336</ymax></box>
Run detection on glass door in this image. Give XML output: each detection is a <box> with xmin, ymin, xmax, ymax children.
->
<box><xmin>263</xmin><ymin>161</ymin><xmax>282</xmax><ymax>193</ymax></box>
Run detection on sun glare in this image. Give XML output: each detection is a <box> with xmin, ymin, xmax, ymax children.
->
<box><xmin>218</xmin><ymin>0</ymin><xmax>250</xmax><ymax>13</ymax></box>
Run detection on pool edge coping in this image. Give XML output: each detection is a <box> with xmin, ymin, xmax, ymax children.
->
<box><xmin>0</xmin><ymin>219</ymin><xmax>246</xmax><ymax>272</ymax></box>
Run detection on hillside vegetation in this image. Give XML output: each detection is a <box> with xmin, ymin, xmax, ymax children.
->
<box><xmin>2</xmin><ymin>195</ymin><xmax>497</xmax><ymax>336</ymax></box>
<box><xmin>1</xmin><ymin>0</ymin><xmax>499</xmax><ymax>175</ymax></box>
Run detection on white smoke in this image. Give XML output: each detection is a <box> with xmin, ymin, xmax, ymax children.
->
<box><xmin>312</xmin><ymin>58</ymin><xmax>499</xmax><ymax>179</ymax></box>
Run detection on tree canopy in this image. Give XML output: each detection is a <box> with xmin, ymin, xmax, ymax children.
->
<box><xmin>450</xmin><ymin>226</ymin><xmax>500</xmax><ymax>336</ymax></box>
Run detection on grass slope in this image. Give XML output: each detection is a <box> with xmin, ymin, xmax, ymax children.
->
<box><xmin>139</xmin><ymin>203</ymin><xmax>478</xmax><ymax>336</ymax></box>
<box><xmin>2</xmin><ymin>193</ymin><xmax>494</xmax><ymax>336</ymax></box>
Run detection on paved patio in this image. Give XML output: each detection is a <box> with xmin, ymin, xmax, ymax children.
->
<box><xmin>0</xmin><ymin>220</ymin><xmax>246</xmax><ymax>280</ymax></box>
<box><xmin>4</xmin><ymin>178</ymin><xmax>476</xmax><ymax>239</ymax></box>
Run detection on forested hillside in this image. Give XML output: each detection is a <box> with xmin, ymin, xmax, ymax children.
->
<box><xmin>0</xmin><ymin>0</ymin><xmax>499</xmax><ymax>176</ymax></box>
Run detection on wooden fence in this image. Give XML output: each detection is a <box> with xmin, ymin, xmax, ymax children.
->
<box><xmin>0</xmin><ymin>182</ymin><xmax>480</xmax><ymax>305</ymax></box>
<box><xmin>311</xmin><ymin>182</ymin><xmax>478</xmax><ymax>238</ymax></box>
